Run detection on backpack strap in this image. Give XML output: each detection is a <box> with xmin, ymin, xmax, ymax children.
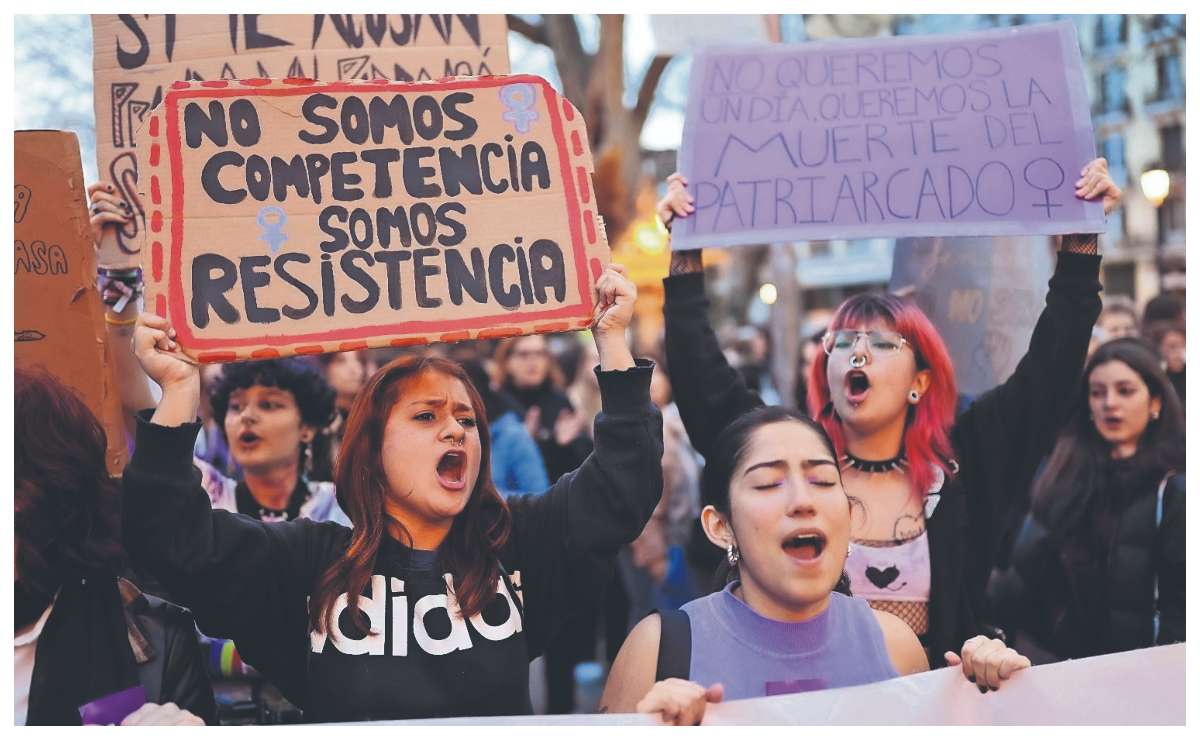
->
<box><xmin>654</xmin><ymin>608</ymin><xmax>692</xmax><ymax>682</ymax></box>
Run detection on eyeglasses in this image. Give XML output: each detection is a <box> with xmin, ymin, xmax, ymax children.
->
<box><xmin>822</xmin><ymin>330</ymin><xmax>909</xmax><ymax>356</ymax></box>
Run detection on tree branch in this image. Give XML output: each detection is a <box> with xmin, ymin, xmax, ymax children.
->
<box><xmin>505</xmin><ymin>14</ymin><xmax>547</xmax><ymax>46</ymax></box>
<box><xmin>544</xmin><ymin>15</ymin><xmax>592</xmax><ymax>109</ymax></box>
<box><xmin>633</xmin><ymin>54</ymin><xmax>672</xmax><ymax>128</ymax></box>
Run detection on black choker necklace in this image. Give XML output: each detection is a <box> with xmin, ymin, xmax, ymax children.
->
<box><xmin>841</xmin><ymin>451</ymin><xmax>908</xmax><ymax>474</ymax></box>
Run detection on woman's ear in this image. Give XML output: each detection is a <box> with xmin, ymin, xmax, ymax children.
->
<box><xmin>300</xmin><ymin>425</ymin><xmax>316</xmax><ymax>444</ymax></box>
<box><xmin>911</xmin><ymin>368</ymin><xmax>932</xmax><ymax>399</ymax></box>
<box><xmin>700</xmin><ymin>505</ymin><xmax>734</xmax><ymax>550</ymax></box>
<box><xmin>1150</xmin><ymin>395</ymin><xmax>1163</xmax><ymax>421</ymax></box>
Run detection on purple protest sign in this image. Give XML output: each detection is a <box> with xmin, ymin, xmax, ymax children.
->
<box><xmin>674</xmin><ymin>22</ymin><xmax>1104</xmax><ymax>249</ymax></box>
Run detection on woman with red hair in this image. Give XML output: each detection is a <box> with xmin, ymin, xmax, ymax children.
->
<box><xmin>120</xmin><ymin>266</ymin><xmax>664</xmax><ymax>722</ymax></box>
<box><xmin>658</xmin><ymin>159</ymin><xmax>1122</xmax><ymax>666</ymax></box>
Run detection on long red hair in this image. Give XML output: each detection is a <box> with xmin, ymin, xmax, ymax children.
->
<box><xmin>309</xmin><ymin>355</ymin><xmax>512</xmax><ymax>635</ymax></box>
<box><xmin>807</xmin><ymin>293</ymin><xmax>958</xmax><ymax>499</ymax></box>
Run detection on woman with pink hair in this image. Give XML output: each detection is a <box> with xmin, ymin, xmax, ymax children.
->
<box><xmin>657</xmin><ymin>159</ymin><xmax>1122</xmax><ymax>667</ymax></box>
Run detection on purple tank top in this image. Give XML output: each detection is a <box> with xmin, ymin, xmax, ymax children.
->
<box><xmin>680</xmin><ymin>583</ymin><xmax>899</xmax><ymax>700</ymax></box>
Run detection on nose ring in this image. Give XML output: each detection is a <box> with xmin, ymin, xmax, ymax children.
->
<box><xmin>850</xmin><ymin>354</ymin><xmax>866</xmax><ymax>369</ymax></box>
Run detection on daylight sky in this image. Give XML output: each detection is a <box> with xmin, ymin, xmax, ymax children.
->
<box><xmin>13</xmin><ymin>14</ymin><xmax>690</xmax><ymax>184</ymax></box>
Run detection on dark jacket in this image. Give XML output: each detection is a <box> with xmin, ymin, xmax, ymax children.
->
<box><xmin>24</xmin><ymin>576</ymin><xmax>216</xmax><ymax>725</ymax></box>
<box><xmin>121</xmin><ymin>579</ymin><xmax>219</xmax><ymax>723</ymax></box>
<box><xmin>122</xmin><ymin>361</ymin><xmax>662</xmax><ymax>722</ymax></box>
<box><xmin>663</xmin><ymin>251</ymin><xmax>1102</xmax><ymax>665</ymax></box>
<box><xmin>995</xmin><ymin>468</ymin><xmax>1185</xmax><ymax>658</ymax></box>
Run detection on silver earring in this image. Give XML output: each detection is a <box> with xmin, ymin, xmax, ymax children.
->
<box><xmin>909</xmin><ymin>390</ymin><xmax>920</xmax><ymax>403</ymax></box>
<box><xmin>726</xmin><ymin>543</ymin><xmax>739</xmax><ymax>566</ymax></box>
<box><xmin>847</xmin><ymin>544</ymin><xmax>853</xmax><ymax>557</ymax></box>
<box><xmin>1152</xmin><ymin>410</ymin><xmax>1161</xmax><ymax>420</ymax></box>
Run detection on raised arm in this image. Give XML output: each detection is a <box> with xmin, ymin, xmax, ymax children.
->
<box><xmin>504</xmin><ymin>267</ymin><xmax>664</xmax><ymax>655</ymax></box>
<box><xmin>122</xmin><ymin>314</ymin><xmax>341</xmax><ymax>702</ymax></box>
<box><xmin>660</xmin><ymin>175</ymin><xmax>764</xmax><ymax>458</ymax></box>
<box><xmin>88</xmin><ymin>182</ymin><xmax>159</xmax><ymax>422</ymax></box>
<box><xmin>507</xmin><ymin>265</ymin><xmax>661</xmax><ymax>552</ymax></box>
<box><xmin>953</xmin><ymin>159</ymin><xmax>1119</xmax><ymax>527</ymax></box>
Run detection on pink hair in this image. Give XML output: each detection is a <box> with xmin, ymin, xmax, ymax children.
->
<box><xmin>807</xmin><ymin>293</ymin><xmax>958</xmax><ymax>500</ymax></box>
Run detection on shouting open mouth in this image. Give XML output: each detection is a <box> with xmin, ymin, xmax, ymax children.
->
<box><xmin>436</xmin><ymin>449</ymin><xmax>468</xmax><ymax>491</ymax></box>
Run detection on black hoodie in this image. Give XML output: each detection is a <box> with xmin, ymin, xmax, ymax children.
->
<box><xmin>122</xmin><ymin>361</ymin><xmax>662</xmax><ymax>722</ymax></box>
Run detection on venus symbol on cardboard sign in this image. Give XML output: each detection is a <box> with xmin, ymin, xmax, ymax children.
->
<box><xmin>500</xmin><ymin>83</ymin><xmax>538</xmax><ymax>134</ymax></box>
<box><xmin>1024</xmin><ymin>157</ymin><xmax>1066</xmax><ymax>218</ymax></box>
<box><xmin>257</xmin><ymin>206</ymin><xmax>288</xmax><ymax>253</ymax></box>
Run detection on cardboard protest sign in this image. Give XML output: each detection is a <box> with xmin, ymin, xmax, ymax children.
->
<box><xmin>136</xmin><ymin>75</ymin><xmax>608</xmax><ymax>363</ymax></box>
<box><xmin>889</xmin><ymin>235</ymin><xmax>1053</xmax><ymax>396</ymax></box>
<box><xmin>92</xmin><ymin>14</ymin><xmax>510</xmax><ymax>268</ymax></box>
<box><xmin>674</xmin><ymin>22</ymin><xmax>1104</xmax><ymax>249</ymax></box>
<box><xmin>15</xmin><ymin>131</ymin><xmax>128</xmax><ymax>473</ymax></box>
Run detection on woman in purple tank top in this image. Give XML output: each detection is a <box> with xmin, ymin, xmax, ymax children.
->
<box><xmin>601</xmin><ymin>408</ymin><xmax>1031</xmax><ymax>724</ymax></box>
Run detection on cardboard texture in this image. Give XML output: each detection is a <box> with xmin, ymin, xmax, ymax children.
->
<box><xmin>674</xmin><ymin>22</ymin><xmax>1105</xmax><ymax>249</ymax></box>
<box><xmin>137</xmin><ymin>75</ymin><xmax>608</xmax><ymax>363</ymax></box>
<box><xmin>15</xmin><ymin>131</ymin><xmax>129</xmax><ymax>474</ymax></box>
<box><xmin>92</xmin><ymin>14</ymin><xmax>511</xmax><ymax>268</ymax></box>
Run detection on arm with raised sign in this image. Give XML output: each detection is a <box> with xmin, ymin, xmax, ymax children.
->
<box><xmin>88</xmin><ymin>181</ymin><xmax>160</xmax><ymax>421</ymax></box>
<box><xmin>502</xmin><ymin>266</ymin><xmax>664</xmax><ymax>658</ymax></box>
<box><xmin>951</xmin><ymin>157</ymin><xmax>1120</xmax><ymax>598</ymax></box>
<box><xmin>659</xmin><ymin>174</ymin><xmax>764</xmax><ymax>459</ymax></box>
<box><xmin>120</xmin><ymin>312</ymin><xmax>346</xmax><ymax>703</ymax></box>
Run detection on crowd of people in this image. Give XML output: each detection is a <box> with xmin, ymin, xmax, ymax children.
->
<box><xmin>14</xmin><ymin>155</ymin><xmax>1186</xmax><ymax>725</ymax></box>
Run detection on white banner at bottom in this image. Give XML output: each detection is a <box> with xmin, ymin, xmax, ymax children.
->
<box><xmin>361</xmin><ymin>643</ymin><xmax>1185</xmax><ymax>725</ymax></box>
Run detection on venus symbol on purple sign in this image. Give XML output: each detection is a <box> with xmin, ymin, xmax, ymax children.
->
<box><xmin>257</xmin><ymin>206</ymin><xmax>287</xmax><ymax>253</ymax></box>
<box><xmin>1024</xmin><ymin>158</ymin><xmax>1066</xmax><ymax>218</ymax></box>
<box><xmin>500</xmin><ymin>83</ymin><xmax>539</xmax><ymax>134</ymax></box>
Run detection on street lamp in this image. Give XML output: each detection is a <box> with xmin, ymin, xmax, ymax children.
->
<box><xmin>1139</xmin><ymin>166</ymin><xmax>1171</xmax><ymax>287</ymax></box>
<box><xmin>1140</xmin><ymin>167</ymin><xmax>1171</xmax><ymax>207</ymax></box>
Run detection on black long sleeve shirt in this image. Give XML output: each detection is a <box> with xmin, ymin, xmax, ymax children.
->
<box><xmin>663</xmin><ymin>251</ymin><xmax>1102</xmax><ymax>663</ymax></box>
<box><xmin>122</xmin><ymin>361</ymin><xmax>663</xmax><ymax>722</ymax></box>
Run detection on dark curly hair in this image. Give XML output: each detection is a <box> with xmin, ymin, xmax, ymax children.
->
<box><xmin>210</xmin><ymin>358</ymin><xmax>337</xmax><ymax>430</ymax></box>
<box><xmin>209</xmin><ymin>358</ymin><xmax>338</xmax><ymax>477</ymax></box>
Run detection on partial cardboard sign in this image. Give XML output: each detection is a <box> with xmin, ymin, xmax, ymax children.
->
<box><xmin>91</xmin><ymin>14</ymin><xmax>511</xmax><ymax>268</ymax></box>
<box><xmin>15</xmin><ymin>131</ymin><xmax>128</xmax><ymax>473</ymax></box>
<box><xmin>674</xmin><ymin>22</ymin><xmax>1104</xmax><ymax>249</ymax></box>
<box><xmin>889</xmin><ymin>235</ymin><xmax>1054</xmax><ymax>396</ymax></box>
<box><xmin>137</xmin><ymin>75</ymin><xmax>608</xmax><ymax>363</ymax></box>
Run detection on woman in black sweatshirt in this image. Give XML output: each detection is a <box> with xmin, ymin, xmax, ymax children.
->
<box><xmin>121</xmin><ymin>265</ymin><xmax>663</xmax><ymax>722</ymax></box>
<box><xmin>659</xmin><ymin>159</ymin><xmax>1121</xmax><ymax>666</ymax></box>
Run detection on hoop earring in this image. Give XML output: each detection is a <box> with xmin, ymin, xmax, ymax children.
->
<box><xmin>908</xmin><ymin>390</ymin><xmax>920</xmax><ymax>404</ymax></box>
<box><xmin>850</xmin><ymin>354</ymin><xmax>867</xmax><ymax>369</ymax></box>
<box><xmin>726</xmin><ymin>543</ymin><xmax>740</xmax><ymax>567</ymax></box>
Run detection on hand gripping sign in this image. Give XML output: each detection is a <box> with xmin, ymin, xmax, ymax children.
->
<box><xmin>136</xmin><ymin>75</ymin><xmax>608</xmax><ymax>363</ymax></box>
